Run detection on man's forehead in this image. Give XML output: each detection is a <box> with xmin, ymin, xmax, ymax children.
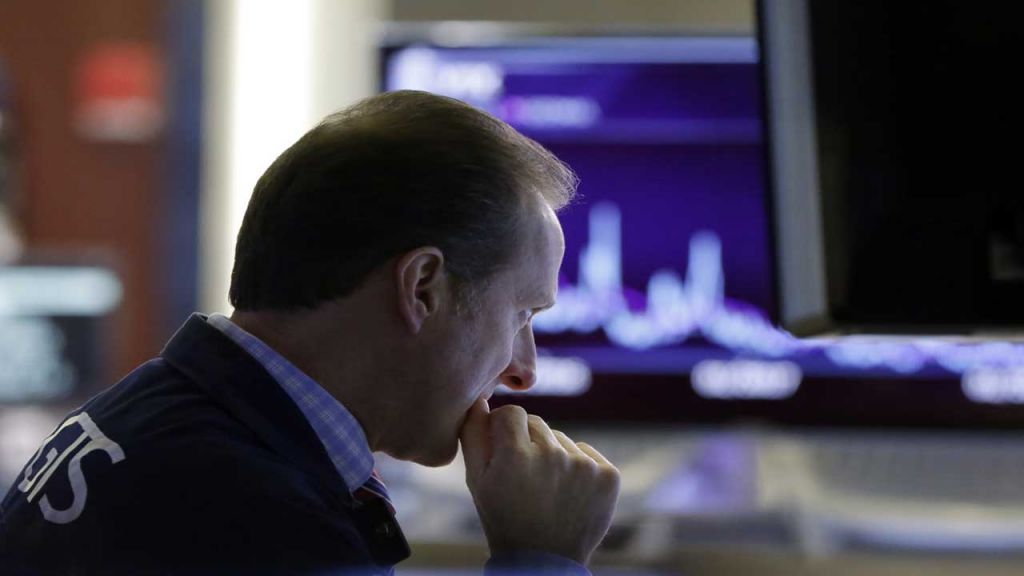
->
<box><xmin>516</xmin><ymin>210</ymin><xmax>563</xmax><ymax>304</ymax></box>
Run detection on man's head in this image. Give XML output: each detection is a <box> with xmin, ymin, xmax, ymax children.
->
<box><xmin>230</xmin><ymin>90</ymin><xmax>575</xmax><ymax>312</ymax></box>
<box><xmin>228</xmin><ymin>91</ymin><xmax>576</xmax><ymax>466</ymax></box>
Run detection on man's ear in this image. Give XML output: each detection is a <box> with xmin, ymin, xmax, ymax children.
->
<box><xmin>395</xmin><ymin>247</ymin><xmax>448</xmax><ymax>334</ymax></box>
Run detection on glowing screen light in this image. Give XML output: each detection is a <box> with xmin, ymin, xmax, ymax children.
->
<box><xmin>534</xmin><ymin>202</ymin><xmax>798</xmax><ymax>357</ymax></box>
<box><xmin>962</xmin><ymin>368</ymin><xmax>1024</xmax><ymax>404</ymax></box>
<box><xmin>692</xmin><ymin>359</ymin><xmax>802</xmax><ymax>400</ymax></box>
<box><xmin>535</xmin><ymin>201</ymin><xmax>1024</xmax><ymax>391</ymax></box>
<box><xmin>383</xmin><ymin>37</ymin><xmax>1024</xmax><ymax>406</ymax></box>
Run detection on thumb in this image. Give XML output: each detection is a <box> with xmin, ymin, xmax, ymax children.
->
<box><xmin>459</xmin><ymin>397</ymin><xmax>491</xmax><ymax>481</ymax></box>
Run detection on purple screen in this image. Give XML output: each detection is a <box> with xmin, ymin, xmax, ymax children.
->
<box><xmin>384</xmin><ymin>38</ymin><xmax>778</xmax><ymax>385</ymax></box>
<box><xmin>380</xmin><ymin>35</ymin><xmax>1024</xmax><ymax>426</ymax></box>
<box><xmin>382</xmin><ymin>36</ymin><xmax>782</xmax><ymax>393</ymax></box>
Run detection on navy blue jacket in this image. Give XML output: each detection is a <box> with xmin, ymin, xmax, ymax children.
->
<box><xmin>0</xmin><ymin>314</ymin><xmax>410</xmax><ymax>575</ymax></box>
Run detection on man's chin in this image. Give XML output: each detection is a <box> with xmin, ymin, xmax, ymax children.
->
<box><xmin>382</xmin><ymin>422</ymin><xmax>461</xmax><ymax>466</ymax></box>
<box><xmin>412</xmin><ymin>443</ymin><xmax>459</xmax><ymax>467</ymax></box>
<box><xmin>395</xmin><ymin>432</ymin><xmax>459</xmax><ymax>467</ymax></box>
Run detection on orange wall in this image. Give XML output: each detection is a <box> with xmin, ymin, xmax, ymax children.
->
<box><xmin>0</xmin><ymin>0</ymin><xmax>167</xmax><ymax>380</ymax></box>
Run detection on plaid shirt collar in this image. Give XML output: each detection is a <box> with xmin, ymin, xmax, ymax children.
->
<box><xmin>207</xmin><ymin>314</ymin><xmax>374</xmax><ymax>495</ymax></box>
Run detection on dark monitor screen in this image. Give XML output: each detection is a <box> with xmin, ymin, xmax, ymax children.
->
<box><xmin>761</xmin><ymin>1</ymin><xmax>1023</xmax><ymax>330</ymax></box>
<box><xmin>382</xmin><ymin>27</ymin><xmax>1024</xmax><ymax>428</ymax></box>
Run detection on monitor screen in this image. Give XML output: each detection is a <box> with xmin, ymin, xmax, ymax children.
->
<box><xmin>382</xmin><ymin>26</ymin><xmax>1024</xmax><ymax>427</ymax></box>
<box><xmin>761</xmin><ymin>0</ymin><xmax>1023</xmax><ymax>330</ymax></box>
<box><xmin>0</xmin><ymin>264</ymin><xmax>122</xmax><ymax>404</ymax></box>
<box><xmin>383</xmin><ymin>36</ymin><xmax>779</xmax><ymax>377</ymax></box>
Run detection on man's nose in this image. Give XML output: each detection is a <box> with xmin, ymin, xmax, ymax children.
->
<box><xmin>499</xmin><ymin>327</ymin><xmax>537</xmax><ymax>391</ymax></box>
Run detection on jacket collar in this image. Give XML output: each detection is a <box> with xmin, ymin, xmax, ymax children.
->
<box><xmin>160</xmin><ymin>313</ymin><xmax>355</xmax><ymax>508</ymax></box>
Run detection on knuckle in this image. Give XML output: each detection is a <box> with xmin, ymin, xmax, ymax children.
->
<box><xmin>597</xmin><ymin>465</ymin><xmax>621</xmax><ymax>489</ymax></box>
<box><xmin>501</xmin><ymin>443</ymin><xmax>532</xmax><ymax>463</ymax></box>
<box><xmin>600</xmin><ymin>462</ymin><xmax>621</xmax><ymax>479</ymax></box>
<box><xmin>514</xmin><ymin>444</ymin><xmax>535</xmax><ymax>461</ymax></box>
<box><xmin>507</xmin><ymin>404</ymin><xmax>528</xmax><ymax>417</ymax></box>
<box><xmin>492</xmin><ymin>405</ymin><xmax>527</xmax><ymax>425</ymax></box>
<box><xmin>542</xmin><ymin>447</ymin><xmax>568</xmax><ymax>466</ymax></box>
<box><xmin>494</xmin><ymin>404</ymin><xmax>527</xmax><ymax>418</ymax></box>
<box><xmin>569</xmin><ymin>454</ymin><xmax>598</xmax><ymax>473</ymax></box>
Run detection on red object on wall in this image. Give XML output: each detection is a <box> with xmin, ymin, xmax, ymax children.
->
<box><xmin>74</xmin><ymin>43</ymin><xmax>164</xmax><ymax>142</ymax></box>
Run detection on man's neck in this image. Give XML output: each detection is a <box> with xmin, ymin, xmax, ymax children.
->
<box><xmin>228</xmin><ymin>309</ymin><xmax>391</xmax><ymax>453</ymax></box>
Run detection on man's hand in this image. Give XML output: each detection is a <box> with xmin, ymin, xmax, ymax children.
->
<box><xmin>459</xmin><ymin>398</ymin><xmax>620</xmax><ymax>566</ymax></box>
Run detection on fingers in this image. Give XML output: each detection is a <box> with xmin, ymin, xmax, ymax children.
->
<box><xmin>459</xmin><ymin>398</ymin><xmax>491</xmax><ymax>478</ymax></box>
<box><xmin>465</xmin><ymin>406</ymin><xmax>621</xmax><ymax>565</ymax></box>
<box><xmin>553</xmin><ymin>430</ymin><xmax>617</xmax><ymax>476</ymax></box>
<box><xmin>576</xmin><ymin>442</ymin><xmax>613</xmax><ymax>468</ymax></box>
<box><xmin>527</xmin><ymin>414</ymin><xmax>561</xmax><ymax>451</ymax></box>
<box><xmin>488</xmin><ymin>404</ymin><xmax>531</xmax><ymax>454</ymax></box>
<box><xmin>552</xmin><ymin>429</ymin><xmax>587</xmax><ymax>458</ymax></box>
<box><xmin>467</xmin><ymin>403</ymin><xmax>613</xmax><ymax>473</ymax></box>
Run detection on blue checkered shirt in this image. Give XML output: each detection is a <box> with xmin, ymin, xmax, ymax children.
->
<box><xmin>207</xmin><ymin>314</ymin><xmax>377</xmax><ymax>497</ymax></box>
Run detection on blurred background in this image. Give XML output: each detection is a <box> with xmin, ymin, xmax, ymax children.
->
<box><xmin>2</xmin><ymin>1</ymin><xmax>1023</xmax><ymax>574</ymax></box>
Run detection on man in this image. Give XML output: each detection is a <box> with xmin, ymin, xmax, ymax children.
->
<box><xmin>0</xmin><ymin>90</ymin><xmax>620</xmax><ymax>574</ymax></box>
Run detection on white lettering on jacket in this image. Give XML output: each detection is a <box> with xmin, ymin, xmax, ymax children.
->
<box><xmin>16</xmin><ymin>411</ymin><xmax>125</xmax><ymax>524</ymax></box>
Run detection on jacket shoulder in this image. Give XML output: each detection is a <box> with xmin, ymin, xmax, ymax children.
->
<box><xmin>1</xmin><ymin>356</ymin><xmax>380</xmax><ymax>573</ymax></box>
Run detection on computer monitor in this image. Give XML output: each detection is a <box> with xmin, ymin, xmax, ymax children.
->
<box><xmin>760</xmin><ymin>0</ymin><xmax>1023</xmax><ymax>332</ymax></box>
<box><xmin>381</xmin><ymin>24</ymin><xmax>1024</xmax><ymax>427</ymax></box>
